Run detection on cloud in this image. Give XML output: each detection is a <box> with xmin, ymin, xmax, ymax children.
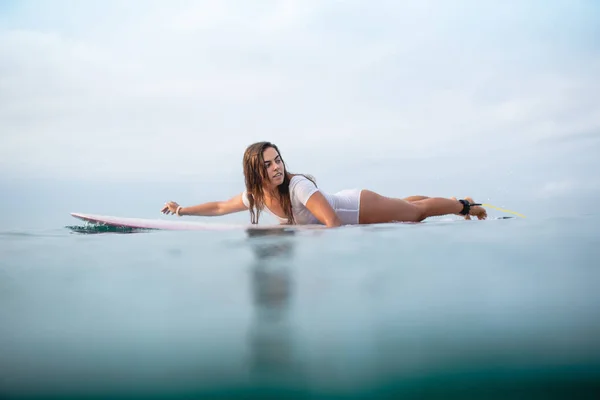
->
<box><xmin>0</xmin><ymin>0</ymin><xmax>599</xmax><ymax>181</ymax></box>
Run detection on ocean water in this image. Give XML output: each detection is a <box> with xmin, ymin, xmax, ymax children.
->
<box><xmin>1</xmin><ymin>211</ymin><xmax>599</xmax><ymax>399</ymax></box>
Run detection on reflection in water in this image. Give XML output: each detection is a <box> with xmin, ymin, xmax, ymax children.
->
<box><xmin>245</xmin><ymin>229</ymin><xmax>303</xmax><ymax>387</ymax></box>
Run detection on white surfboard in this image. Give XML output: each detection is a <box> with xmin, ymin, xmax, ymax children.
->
<box><xmin>68</xmin><ymin>212</ymin><xmax>513</xmax><ymax>234</ymax></box>
<box><xmin>69</xmin><ymin>212</ymin><xmax>326</xmax><ymax>232</ymax></box>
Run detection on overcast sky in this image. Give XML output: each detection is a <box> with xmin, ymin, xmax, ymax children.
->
<box><xmin>1</xmin><ymin>0</ymin><xmax>599</xmax><ymax>197</ymax></box>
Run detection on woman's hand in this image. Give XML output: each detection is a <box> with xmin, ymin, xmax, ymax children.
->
<box><xmin>161</xmin><ymin>201</ymin><xmax>182</xmax><ymax>216</ymax></box>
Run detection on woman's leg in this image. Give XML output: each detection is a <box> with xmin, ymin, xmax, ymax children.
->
<box><xmin>359</xmin><ymin>191</ymin><xmax>486</xmax><ymax>224</ymax></box>
<box><xmin>403</xmin><ymin>195</ymin><xmax>429</xmax><ymax>202</ymax></box>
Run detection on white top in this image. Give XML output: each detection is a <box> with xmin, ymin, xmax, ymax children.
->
<box><xmin>242</xmin><ymin>175</ymin><xmax>362</xmax><ymax>225</ymax></box>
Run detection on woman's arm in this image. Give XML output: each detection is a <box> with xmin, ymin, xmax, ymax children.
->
<box><xmin>304</xmin><ymin>192</ymin><xmax>342</xmax><ymax>228</ymax></box>
<box><xmin>161</xmin><ymin>193</ymin><xmax>248</xmax><ymax>217</ymax></box>
<box><xmin>289</xmin><ymin>176</ymin><xmax>341</xmax><ymax>228</ymax></box>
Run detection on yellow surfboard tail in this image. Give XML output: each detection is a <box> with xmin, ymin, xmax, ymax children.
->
<box><xmin>481</xmin><ymin>203</ymin><xmax>526</xmax><ymax>219</ymax></box>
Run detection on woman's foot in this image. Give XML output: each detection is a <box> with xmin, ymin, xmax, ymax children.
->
<box><xmin>465</xmin><ymin>197</ymin><xmax>487</xmax><ymax>220</ymax></box>
<box><xmin>451</xmin><ymin>197</ymin><xmax>487</xmax><ymax>220</ymax></box>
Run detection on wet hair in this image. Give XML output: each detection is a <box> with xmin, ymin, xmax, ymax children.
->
<box><xmin>242</xmin><ymin>141</ymin><xmax>315</xmax><ymax>224</ymax></box>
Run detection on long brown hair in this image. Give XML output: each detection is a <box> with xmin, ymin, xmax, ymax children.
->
<box><xmin>242</xmin><ymin>141</ymin><xmax>315</xmax><ymax>224</ymax></box>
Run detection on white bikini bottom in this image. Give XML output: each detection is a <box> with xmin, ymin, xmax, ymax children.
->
<box><xmin>330</xmin><ymin>189</ymin><xmax>363</xmax><ymax>225</ymax></box>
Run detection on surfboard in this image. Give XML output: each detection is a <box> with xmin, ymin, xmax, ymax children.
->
<box><xmin>67</xmin><ymin>212</ymin><xmax>515</xmax><ymax>234</ymax></box>
<box><xmin>68</xmin><ymin>212</ymin><xmax>325</xmax><ymax>232</ymax></box>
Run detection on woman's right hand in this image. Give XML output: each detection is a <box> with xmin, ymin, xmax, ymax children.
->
<box><xmin>161</xmin><ymin>201</ymin><xmax>181</xmax><ymax>215</ymax></box>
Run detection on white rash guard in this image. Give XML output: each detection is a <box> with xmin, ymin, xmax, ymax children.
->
<box><xmin>242</xmin><ymin>175</ymin><xmax>362</xmax><ymax>225</ymax></box>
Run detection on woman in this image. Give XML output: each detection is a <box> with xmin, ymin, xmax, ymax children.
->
<box><xmin>161</xmin><ymin>141</ymin><xmax>487</xmax><ymax>227</ymax></box>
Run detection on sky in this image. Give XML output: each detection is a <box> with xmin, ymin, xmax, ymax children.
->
<box><xmin>1</xmin><ymin>0</ymin><xmax>599</xmax><ymax>225</ymax></box>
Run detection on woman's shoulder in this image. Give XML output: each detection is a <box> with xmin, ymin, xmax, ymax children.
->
<box><xmin>290</xmin><ymin>174</ymin><xmax>316</xmax><ymax>186</ymax></box>
<box><xmin>288</xmin><ymin>174</ymin><xmax>319</xmax><ymax>205</ymax></box>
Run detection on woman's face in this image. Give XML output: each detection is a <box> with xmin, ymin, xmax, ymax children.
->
<box><xmin>262</xmin><ymin>146</ymin><xmax>285</xmax><ymax>188</ymax></box>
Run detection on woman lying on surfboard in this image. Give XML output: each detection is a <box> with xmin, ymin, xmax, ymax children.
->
<box><xmin>161</xmin><ymin>141</ymin><xmax>487</xmax><ymax>228</ymax></box>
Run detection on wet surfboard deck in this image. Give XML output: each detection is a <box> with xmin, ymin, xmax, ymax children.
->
<box><xmin>68</xmin><ymin>212</ymin><xmax>325</xmax><ymax>233</ymax></box>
